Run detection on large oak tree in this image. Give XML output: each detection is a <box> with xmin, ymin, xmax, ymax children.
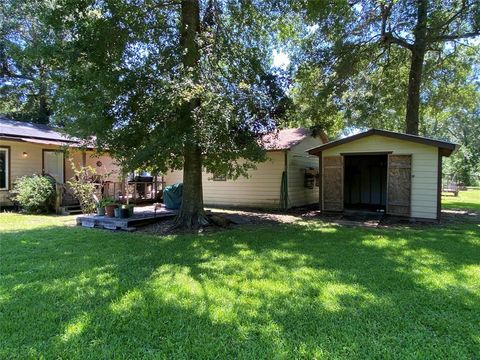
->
<box><xmin>291</xmin><ymin>0</ymin><xmax>479</xmax><ymax>135</ymax></box>
<box><xmin>46</xmin><ymin>0</ymin><xmax>288</xmax><ymax>228</ymax></box>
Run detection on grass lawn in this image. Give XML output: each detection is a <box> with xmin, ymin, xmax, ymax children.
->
<box><xmin>443</xmin><ymin>188</ymin><xmax>480</xmax><ymax>211</ymax></box>
<box><xmin>1</xmin><ymin>212</ymin><xmax>479</xmax><ymax>358</ymax></box>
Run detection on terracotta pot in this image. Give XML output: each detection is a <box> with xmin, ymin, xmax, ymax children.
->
<box><xmin>105</xmin><ymin>204</ymin><xmax>118</xmax><ymax>217</ymax></box>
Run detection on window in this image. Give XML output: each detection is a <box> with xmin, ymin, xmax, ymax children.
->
<box><xmin>212</xmin><ymin>174</ymin><xmax>226</xmax><ymax>181</ymax></box>
<box><xmin>0</xmin><ymin>147</ymin><xmax>9</xmax><ymax>190</ymax></box>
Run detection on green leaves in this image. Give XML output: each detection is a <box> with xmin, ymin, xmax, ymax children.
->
<box><xmin>43</xmin><ymin>1</ymin><xmax>289</xmax><ymax>178</ymax></box>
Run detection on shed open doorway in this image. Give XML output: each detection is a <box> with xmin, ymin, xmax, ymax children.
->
<box><xmin>343</xmin><ymin>154</ymin><xmax>388</xmax><ymax>212</ymax></box>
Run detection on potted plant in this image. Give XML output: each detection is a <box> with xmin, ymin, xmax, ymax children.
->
<box><xmin>96</xmin><ymin>197</ymin><xmax>112</xmax><ymax>216</ymax></box>
<box><xmin>125</xmin><ymin>204</ymin><xmax>135</xmax><ymax>217</ymax></box>
<box><xmin>96</xmin><ymin>204</ymin><xmax>106</xmax><ymax>216</ymax></box>
<box><xmin>114</xmin><ymin>206</ymin><xmax>122</xmax><ymax>218</ymax></box>
<box><xmin>119</xmin><ymin>205</ymin><xmax>130</xmax><ymax>218</ymax></box>
<box><xmin>105</xmin><ymin>200</ymin><xmax>119</xmax><ymax>218</ymax></box>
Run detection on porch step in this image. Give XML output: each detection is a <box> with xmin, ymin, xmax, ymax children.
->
<box><xmin>60</xmin><ymin>204</ymin><xmax>83</xmax><ymax>215</ymax></box>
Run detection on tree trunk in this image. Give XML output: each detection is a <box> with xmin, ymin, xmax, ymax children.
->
<box><xmin>405</xmin><ymin>0</ymin><xmax>428</xmax><ymax>135</ymax></box>
<box><xmin>405</xmin><ymin>48</ymin><xmax>425</xmax><ymax>135</ymax></box>
<box><xmin>174</xmin><ymin>0</ymin><xmax>208</xmax><ymax>229</ymax></box>
<box><xmin>175</xmin><ymin>142</ymin><xmax>208</xmax><ymax>229</ymax></box>
<box><xmin>38</xmin><ymin>63</ymin><xmax>50</xmax><ymax>124</ymax></box>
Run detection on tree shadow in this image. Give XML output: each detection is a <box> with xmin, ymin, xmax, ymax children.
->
<box><xmin>1</xmin><ymin>220</ymin><xmax>479</xmax><ymax>358</ymax></box>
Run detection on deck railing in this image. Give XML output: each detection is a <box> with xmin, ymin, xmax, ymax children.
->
<box><xmin>57</xmin><ymin>180</ymin><xmax>165</xmax><ymax>212</ymax></box>
<box><xmin>100</xmin><ymin>181</ymin><xmax>164</xmax><ymax>203</ymax></box>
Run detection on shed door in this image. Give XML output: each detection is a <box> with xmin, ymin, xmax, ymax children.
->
<box><xmin>323</xmin><ymin>156</ymin><xmax>343</xmax><ymax>211</ymax></box>
<box><xmin>387</xmin><ymin>155</ymin><xmax>411</xmax><ymax>216</ymax></box>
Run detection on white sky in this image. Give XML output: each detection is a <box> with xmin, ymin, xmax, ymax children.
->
<box><xmin>273</xmin><ymin>49</ymin><xmax>290</xmax><ymax>69</ymax></box>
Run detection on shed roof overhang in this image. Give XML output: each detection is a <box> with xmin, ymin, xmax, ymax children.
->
<box><xmin>307</xmin><ymin>129</ymin><xmax>459</xmax><ymax>157</ymax></box>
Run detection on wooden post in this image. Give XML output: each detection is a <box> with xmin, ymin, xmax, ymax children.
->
<box><xmin>154</xmin><ymin>175</ymin><xmax>158</xmax><ymax>200</ymax></box>
<box><xmin>55</xmin><ymin>183</ymin><xmax>63</xmax><ymax>214</ymax></box>
<box><xmin>126</xmin><ymin>176</ymin><xmax>129</xmax><ymax>205</ymax></box>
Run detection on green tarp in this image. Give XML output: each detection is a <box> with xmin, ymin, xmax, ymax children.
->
<box><xmin>163</xmin><ymin>183</ymin><xmax>183</xmax><ymax>209</ymax></box>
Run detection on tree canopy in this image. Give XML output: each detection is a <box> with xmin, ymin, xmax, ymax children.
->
<box><xmin>42</xmin><ymin>0</ymin><xmax>290</xmax><ymax>227</ymax></box>
<box><xmin>0</xmin><ymin>1</ymin><xmax>54</xmax><ymax>123</ymax></box>
<box><xmin>289</xmin><ymin>0</ymin><xmax>479</xmax><ymax>135</ymax></box>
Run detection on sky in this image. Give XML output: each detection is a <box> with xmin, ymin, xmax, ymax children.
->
<box><xmin>273</xmin><ymin>50</ymin><xmax>290</xmax><ymax>70</ymax></box>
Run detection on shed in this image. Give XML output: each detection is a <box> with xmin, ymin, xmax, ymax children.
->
<box><xmin>307</xmin><ymin>129</ymin><xmax>458</xmax><ymax>220</ymax></box>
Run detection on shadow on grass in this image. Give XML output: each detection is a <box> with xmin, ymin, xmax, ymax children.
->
<box><xmin>443</xmin><ymin>202</ymin><xmax>480</xmax><ymax>211</ymax></box>
<box><xmin>1</xmin><ymin>221</ymin><xmax>479</xmax><ymax>358</ymax></box>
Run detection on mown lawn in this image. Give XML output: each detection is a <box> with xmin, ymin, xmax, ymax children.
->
<box><xmin>1</xmin><ymin>212</ymin><xmax>479</xmax><ymax>359</ymax></box>
<box><xmin>443</xmin><ymin>188</ymin><xmax>480</xmax><ymax>211</ymax></box>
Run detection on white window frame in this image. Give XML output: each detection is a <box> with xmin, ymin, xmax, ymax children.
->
<box><xmin>0</xmin><ymin>147</ymin><xmax>9</xmax><ymax>191</ymax></box>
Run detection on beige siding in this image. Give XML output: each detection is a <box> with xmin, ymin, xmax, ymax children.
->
<box><xmin>0</xmin><ymin>139</ymin><xmax>121</xmax><ymax>207</ymax></box>
<box><xmin>84</xmin><ymin>152</ymin><xmax>122</xmax><ymax>181</ymax></box>
<box><xmin>164</xmin><ymin>151</ymin><xmax>285</xmax><ymax>208</ymax></box>
<box><xmin>287</xmin><ymin>136</ymin><xmax>323</xmax><ymax>207</ymax></box>
<box><xmin>163</xmin><ymin>136</ymin><xmax>324</xmax><ymax>209</ymax></box>
<box><xmin>322</xmin><ymin>135</ymin><xmax>439</xmax><ymax>219</ymax></box>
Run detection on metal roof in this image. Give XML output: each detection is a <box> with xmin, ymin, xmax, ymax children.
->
<box><xmin>307</xmin><ymin>128</ymin><xmax>459</xmax><ymax>157</ymax></box>
<box><xmin>0</xmin><ymin>117</ymin><xmax>315</xmax><ymax>152</ymax></box>
<box><xmin>0</xmin><ymin>116</ymin><xmax>79</xmax><ymax>143</ymax></box>
<box><xmin>261</xmin><ymin>128</ymin><xmax>311</xmax><ymax>150</ymax></box>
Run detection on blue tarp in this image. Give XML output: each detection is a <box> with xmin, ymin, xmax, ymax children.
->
<box><xmin>163</xmin><ymin>183</ymin><xmax>183</xmax><ymax>209</ymax></box>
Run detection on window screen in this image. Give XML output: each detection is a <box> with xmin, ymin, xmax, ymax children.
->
<box><xmin>0</xmin><ymin>148</ymin><xmax>8</xmax><ymax>190</ymax></box>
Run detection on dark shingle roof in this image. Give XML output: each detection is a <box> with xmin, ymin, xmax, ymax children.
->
<box><xmin>0</xmin><ymin>116</ymin><xmax>78</xmax><ymax>143</ymax></box>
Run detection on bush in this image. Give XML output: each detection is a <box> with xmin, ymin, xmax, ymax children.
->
<box><xmin>67</xmin><ymin>165</ymin><xmax>98</xmax><ymax>214</ymax></box>
<box><xmin>11</xmin><ymin>175</ymin><xmax>57</xmax><ymax>213</ymax></box>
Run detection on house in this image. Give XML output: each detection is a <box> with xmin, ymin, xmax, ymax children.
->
<box><xmin>0</xmin><ymin>117</ymin><xmax>122</xmax><ymax>209</ymax></box>
<box><xmin>307</xmin><ymin>129</ymin><xmax>458</xmax><ymax>220</ymax></box>
<box><xmin>164</xmin><ymin>128</ymin><xmax>325</xmax><ymax>209</ymax></box>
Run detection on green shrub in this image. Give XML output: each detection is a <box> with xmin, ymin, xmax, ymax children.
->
<box><xmin>11</xmin><ymin>175</ymin><xmax>57</xmax><ymax>213</ymax></box>
<box><xmin>67</xmin><ymin>164</ymin><xmax>98</xmax><ymax>214</ymax></box>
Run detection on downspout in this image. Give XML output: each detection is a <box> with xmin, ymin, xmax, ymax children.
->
<box><xmin>280</xmin><ymin>150</ymin><xmax>289</xmax><ymax>211</ymax></box>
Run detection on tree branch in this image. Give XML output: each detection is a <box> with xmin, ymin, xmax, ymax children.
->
<box><xmin>380</xmin><ymin>32</ymin><xmax>414</xmax><ymax>50</ymax></box>
<box><xmin>151</xmin><ymin>0</ymin><xmax>181</xmax><ymax>8</ymax></box>
<box><xmin>0</xmin><ymin>67</ymin><xmax>35</xmax><ymax>81</ymax></box>
<box><xmin>430</xmin><ymin>0</ymin><xmax>469</xmax><ymax>33</ymax></box>
<box><xmin>433</xmin><ymin>31</ymin><xmax>480</xmax><ymax>42</ymax></box>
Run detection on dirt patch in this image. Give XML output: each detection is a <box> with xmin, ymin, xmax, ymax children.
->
<box><xmin>138</xmin><ymin>206</ymin><xmax>479</xmax><ymax>235</ymax></box>
<box><xmin>139</xmin><ymin>207</ymin><xmax>308</xmax><ymax>235</ymax></box>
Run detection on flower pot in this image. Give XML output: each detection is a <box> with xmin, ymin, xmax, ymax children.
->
<box><xmin>105</xmin><ymin>204</ymin><xmax>118</xmax><ymax>217</ymax></box>
<box><xmin>96</xmin><ymin>206</ymin><xmax>106</xmax><ymax>216</ymax></box>
<box><xmin>114</xmin><ymin>207</ymin><xmax>121</xmax><ymax>218</ymax></box>
<box><xmin>120</xmin><ymin>208</ymin><xmax>130</xmax><ymax>218</ymax></box>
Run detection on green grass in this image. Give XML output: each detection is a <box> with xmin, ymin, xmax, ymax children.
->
<box><xmin>443</xmin><ymin>188</ymin><xmax>480</xmax><ymax>211</ymax></box>
<box><xmin>1</xmin><ymin>214</ymin><xmax>479</xmax><ymax>359</ymax></box>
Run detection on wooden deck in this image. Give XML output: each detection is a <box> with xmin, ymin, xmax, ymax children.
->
<box><xmin>76</xmin><ymin>205</ymin><xmax>177</xmax><ymax>231</ymax></box>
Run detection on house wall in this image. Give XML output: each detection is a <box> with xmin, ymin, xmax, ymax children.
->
<box><xmin>164</xmin><ymin>151</ymin><xmax>286</xmax><ymax>208</ymax></box>
<box><xmin>321</xmin><ymin>135</ymin><xmax>439</xmax><ymax>219</ymax></box>
<box><xmin>163</xmin><ymin>136</ymin><xmax>324</xmax><ymax>209</ymax></box>
<box><xmin>84</xmin><ymin>152</ymin><xmax>122</xmax><ymax>180</ymax></box>
<box><xmin>287</xmin><ymin>136</ymin><xmax>322</xmax><ymax>208</ymax></box>
<box><xmin>0</xmin><ymin>139</ymin><xmax>121</xmax><ymax>207</ymax></box>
